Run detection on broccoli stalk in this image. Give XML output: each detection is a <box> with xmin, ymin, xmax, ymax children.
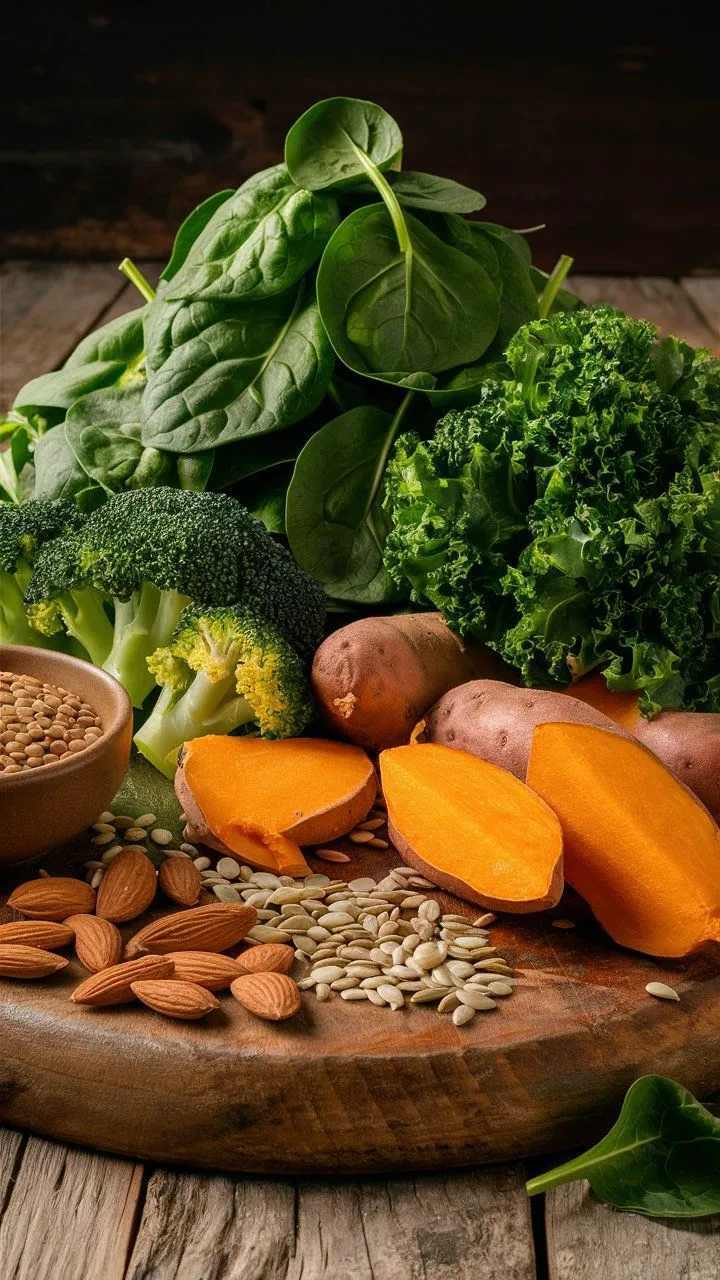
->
<box><xmin>102</xmin><ymin>585</ymin><xmax>190</xmax><ymax>707</ymax></box>
<box><xmin>27</xmin><ymin>589</ymin><xmax>114</xmax><ymax>665</ymax></box>
<box><xmin>0</xmin><ymin>564</ymin><xmax>48</xmax><ymax>648</ymax></box>
<box><xmin>134</xmin><ymin>605</ymin><xmax>314</xmax><ymax>777</ymax></box>
<box><xmin>0</xmin><ymin>499</ymin><xmax>88</xmax><ymax>651</ymax></box>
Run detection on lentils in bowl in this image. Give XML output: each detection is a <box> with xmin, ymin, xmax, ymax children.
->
<box><xmin>0</xmin><ymin>670</ymin><xmax>103</xmax><ymax>775</ymax></box>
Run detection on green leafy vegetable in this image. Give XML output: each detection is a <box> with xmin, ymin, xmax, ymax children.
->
<box><xmin>163</xmin><ymin>166</ymin><xmax>338</xmax><ymax>302</ymax></box>
<box><xmin>140</xmin><ymin>278</ymin><xmax>334</xmax><ymax>453</ymax></box>
<box><xmin>526</xmin><ymin>1076</ymin><xmax>720</xmax><ymax>1219</ymax></box>
<box><xmin>160</xmin><ymin>189</ymin><xmax>234</xmax><ymax>283</ymax></box>
<box><xmin>353</xmin><ymin>171</ymin><xmax>486</xmax><ymax>213</ymax></box>
<box><xmin>286</xmin><ymin>396</ymin><xmax>413</xmax><ymax>602</ymax></box>
<box><xmin>33</xmin><ymin>428</ymin><xmax>104</xmax><ymax>510</ymax></box>
<box><xmin>383</xmin><ymin>305</ymin><xmax>720</xmax><ymax>714</ymax></box>
<box><xmin>285</xmin><ymin>96</ymin><xmax>403</xmax><ymax>191</ymax></box>
<box><xmin>317</xmin><ymin>204</ymin><xmax>499</xmax><ymax>376</ymax></box>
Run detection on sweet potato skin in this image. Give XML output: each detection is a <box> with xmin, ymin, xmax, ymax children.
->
<box><xmin>632</xmin><ymin>711</ymin><xmax>720</xmax><ymax>825</ymax></box>
<box><xmin>311</xmin><ymin>613</ymin><xmax>512</xmax><ymax>751</ymax></box>
<box><xmin>419</xmin><ymin>679</ymin><xmax>616</xmax><ymax>780</ymax></box>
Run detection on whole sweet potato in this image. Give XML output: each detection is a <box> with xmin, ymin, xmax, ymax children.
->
<box><xmin>418</xmin><ymin>679</ymin><xmax>616</xmax><ymax>780</ymax></box>
<box><xmin>311</xmin><ymin>613</ymin><xmax>511</xmax><ymax>751</ymax></box>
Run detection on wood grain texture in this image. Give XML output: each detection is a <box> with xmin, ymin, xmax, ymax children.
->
<box><xmin>0</xmin><ymin>1135</ymin><xmax>143</xmax><ymax>1280</ymax></box>
<box><xmin>681</xmin><ymin>278</ymin><xmax>720</xmax><ymax>340</ymax></box>
<box><xmin>572</xmin><ymin>276</ymin><xmax>719</xmax><ymax>351</ymax></box>
<box><xmin>2</xmin><ymin>833</ymin><xmax>720</xmax><ymax>1174</ymax></box>
<box><xmin>0</xmin><ymin>263</ymin><xmax>127</xmax><ymax>410</ymax></box>
<box><xmin>127</xmin><ymin>1164</ymin><xmax>535</xmax><ymax>1280</ymax></box>
<box><xmin>545</xmin><ymin>1180</ymin><xmax>720</xmax><ymax>1280</ymax></box>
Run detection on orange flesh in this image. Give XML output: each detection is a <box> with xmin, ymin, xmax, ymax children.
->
<box><xmin>528</xmin><ymin>722</ymin><xmax>720</xmax><ymax>956</ymax></box>
<box><xmin>566</xmin><ymin>674</ymin><xmax>640</xmax><ymax>731</ymax></box>
<box><xmin>217</xmin><ymin>821</ymin><xmax>310</xmax><ymax>877</ymax></box>
<box><xmin>380</xmin><ymin>743</ymin><xmax>563</xmax><ymax>906</ymax></box>
<box><xmin>182</xmin><ymin>735</ymin><xmax>374</xmax><ymax>838</ymax></box>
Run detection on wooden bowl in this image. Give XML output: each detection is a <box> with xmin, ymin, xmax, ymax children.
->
<box><xmin>0</xmin><ymin>645</ymin><xmax>133</xmax><ymax>867</ymax></box>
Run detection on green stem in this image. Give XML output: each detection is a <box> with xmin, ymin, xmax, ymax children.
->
<box><xmin>538</xmin><ymin>254</ymin><xmax>574</xmax><ymax>319</ymax></box>
<box><xmin>363</xmin><ymin>390</ymin><xmax>415</xmax><ymax>521</ymax></box>
<box><xmin>348</xmin><ymin>139</ymin><xmax>410</xmax><ymax>253</ymax></box>
<box><xmin>119</xmin><ymin>259</ymin><xmax>157</xmax><ymax>304</ymax></box>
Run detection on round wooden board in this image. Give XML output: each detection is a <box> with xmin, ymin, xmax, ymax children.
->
<box><xmin>1</xmin><ymin>774</ymin><xmax>720</xmax><ymax>1174</ymax></box>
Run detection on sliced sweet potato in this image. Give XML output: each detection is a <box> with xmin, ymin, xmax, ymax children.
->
<box><xmin>566</xmin><ymin>676</ymin><xmax>720</xmax><ymax>824</ymax></box>
<box><xmin>418</xmin><ymin>679</ymin><xmax>616</xmax><ymax>780</ymax></box>
<box><xmin>176</xmin><ymin>736</ymin><xmax>377</xmax><ymax>865</ymax></box>
<box><xmin>380</xmin><ymin>743</ymin><xmax>564</xmax><ymax>912</ymax></box>
<box><xmin>311</xmin><ymin>613</ymin><xmax>512</xmax><ymax>751</ymax></box>
<box><xmin>527</xmin><ymin>721</ymin><xmax>720</xmax><ymax>957</ymax></box>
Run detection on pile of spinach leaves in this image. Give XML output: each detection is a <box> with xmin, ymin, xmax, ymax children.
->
<box><xmin>1</xmin><ymin>95</ymin><xmax>575</xmax><ymax>607</ymax></box>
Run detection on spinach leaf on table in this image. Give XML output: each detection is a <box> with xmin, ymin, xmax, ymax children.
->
<box><xmin>163</xmin><ymin>166</ymin><xmax>339</xmax><ymax>303</ymax></box>
<box><xmin>285</xmin><ymin>97</ymin><xmax>403</xmax><ymax>191</ymax></box>
<box><xmin>140</xmin><ymin>277</ymin><xmax>334</xmax><ymax>453</ymax></box>
<box><xmin>160</xmin><ymin>189</ymin><xmax>234</xmax><ymax>283</ymax></box>
<box><xmin>317</xmin><ymin>204</ymin><xmax>499</xmax><ymax>377</ymax></box>
<box><xmin>526</xmin><ymin>1075</ymin><xmax>720</xmax><ymax>1219</ymax></box>
<box><xmin>286</xmin><ymin>397</ymin><xmax>413</xmax><ymax>603</ymax></box>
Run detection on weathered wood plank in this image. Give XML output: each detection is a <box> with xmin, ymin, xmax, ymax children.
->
<box><xmin>0</xmin><ymin>263</ymin><xmax>67</xmax><ymax>334</ymax></box>
<box><xmin>127</xmin><ymin>1164</ymin><xmax>536</xmax><ymax>1280</ymax></box>
<box><xmin>545</xmin><ymin>1181</ymin><xmax>720</xmax><ymax>1280</ymax></box>
<box><xmin>0</xmin><ymin>263</ymin><xmax>127</xmax><ymax>411</ymax></box>
<box><xmin>0</xmin><ymin>1127</ymin><xmax>24</xmax><ymax>1213</ymax></box>
<box><xmin>0</xmin><ymin>1134</ymin><xmax>143</xmax><ymax>1280</ymax></box>
<box><xmin>681</xmin><ymin>278</ymin><xmax>720</xmax><ymax>340</ymax></box>
<box><xmin>94</xmin><ymin>263</ymin><xmax>165</xmax><ymax>326</ymax></box>
<box><xmin>572</xmin><ymin>276</ymin><xmax>719</xmax><ymax>351</ymax></box>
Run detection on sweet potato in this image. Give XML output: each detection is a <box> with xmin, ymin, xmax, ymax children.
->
<box><xmin>566</xmin><ymin>675</ymin><xmax>720</xmax><ymax>823</ymax></box>
<box><xmin>380</xmin><ymin>743</ymin><xmax>563</xmax><ymax>912</ymax></box>
<box><xmin>528</xmin><ymin>722</ymin><xmax>720</xmax><ymax>957</ymax></box>
<box><xmin>418</xmin><ymin>679</ymin><xmax>616</xmax><ymax>780</ymax></box>
<box><xmin>311</xmin><ymin>613</ymin><xmax>511</xmax><ymax>751</ymax></box>
<box><xmin>176</xmin><ymin>736</ymin><xmax>377</xmax><ymax>869</ymax></box>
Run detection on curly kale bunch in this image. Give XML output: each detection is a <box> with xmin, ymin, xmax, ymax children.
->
<box><xmin>383</xmin><ymin>306</ymin><xmax>720</xmax><ymax>714</ymax></box>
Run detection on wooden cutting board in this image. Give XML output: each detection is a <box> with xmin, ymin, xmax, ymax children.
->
<box><xmin>1</xmin><ymin>756</ymin><xmax>719</xmax><ymax>1175</ymax></box>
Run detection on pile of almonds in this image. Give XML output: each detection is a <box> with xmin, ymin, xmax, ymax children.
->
<box><xmin>0</xmin><ymin>670</ymin><xmax>103</xmax><ymax>775</ymax></box>
<box><xmin>0</xmin><ymin>806</ymin><xmax>515</xmax><ymax>1028</ymax></box>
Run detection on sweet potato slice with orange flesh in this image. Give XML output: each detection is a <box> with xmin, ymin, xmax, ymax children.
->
<box><xmin>217</xmin><ymin>821</ymin><xmax>310</xmax><ymax>878</ymax></box>
<box><xmin>527</xmin><ymin>722</ymin><xmax>720</xmax><ymax>957</ymax></box>
<box><xmin>178</xmin><ymin>736</ymin><xmax>376</xmax><ymax>856</ymax></box>
<box><xmin>564</xmin><ymin>674</ymin><xmax>640</xmax><ymax>731</ymax></box>
<box><xmin>380</xmin><ymin>743</ymin><xmax>564</xmax><ymax>912</ymax></box>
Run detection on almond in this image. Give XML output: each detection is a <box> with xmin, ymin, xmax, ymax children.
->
<box><xmin>71</xmin><ymin>954</ymin><xmax>174</xmax><ymax>1006</ymax></box>
<box><xmin>125</xmin><ymin>903</ymin><xmax>257</xmax><ymax>957</ymax></box>
<box><xmin>236</xmin><ymin>943</ymin><xmax>296</xmax><ymax>976</ymax></box>
<box><xmin>131</xmin><ymin>979</ymin><xmax>220</xmax><ymax>1020</ymax></box>
<box><xmin>66</xmin><ymin>914</ymin><xmax>123</xmax><ymax>972</ymax></box>
<box><xmin>7</xmin><ymin>877</ymin><xmax>95</xmax><ymax>921</ymax></box>
<box><xmin>166</xmin><ymin>951</ymin><xmax>244</xmax><ymax>991</ymax></box>
<box><xmin>230</xmin><ymin>972</ymin><xmax>301</xmax><ymax>1021</ymax></box>
<box><xmin>96</xmin><ymin>849</ymin><xmax>157</xmax><ymax>923</ymax></box>
<box><xmin>158</xmin><ymin>857</ymin><xmax>201</xmax><ymax>907</ymax></box>
<box><xmin>0</xmin><ymin>920</ymin><xmax>74</xmax><ymax>950</ymax></box>
<box><xmin>0</xmin><ymin>944</ymin><xmax>69</xmax><ymax>979</ymax></box>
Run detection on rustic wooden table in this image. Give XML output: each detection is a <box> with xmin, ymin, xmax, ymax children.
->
<box><xmin>1</xmin><ymin>263</ymin><xmax>720</xmax><ymax>1279</ymax></box>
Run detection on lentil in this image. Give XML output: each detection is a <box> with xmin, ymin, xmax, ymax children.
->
<box><xmin>0</xmin><ymin>671</ymin><xmax>103</xmax><ymax>776</ymax></box>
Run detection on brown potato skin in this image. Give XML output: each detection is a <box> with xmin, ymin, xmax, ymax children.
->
<box><xmin>311</xmin><ymin>613</ymin><xmax>512</xmax><ymax>751</ymax></box>
<box><xmin>632</xmin><ymin>711</ymin><xmax>720</xmax><ymax>825</ymax></box>
<box><xmin>419</xmin><ymin>680</ymin><xmax>616</xmax><ymax>780</ymax></box>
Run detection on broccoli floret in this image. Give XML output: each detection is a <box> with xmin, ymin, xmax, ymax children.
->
<box><xmin>133</xmin><ymin>604</ymin><xmax>314</xmax><ymax>776</ymax></box>
<box><xmin>26</xmin><ymin>488</ymin><xmax>326</xmax><ymax>708</ymax></box>
<box><xmin>0</xmin><ymin>499</ymin><xmax>89</xmax><ymax>650</ymax></box>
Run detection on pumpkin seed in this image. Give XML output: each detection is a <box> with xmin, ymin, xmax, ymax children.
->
<box><xmin>646</xmin><ymin>982</ymin><xmax>680</xmax><ymax>1002</ymax></box>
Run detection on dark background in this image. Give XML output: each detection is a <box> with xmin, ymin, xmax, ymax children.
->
<box><xmin>2</xmin><ymin>3</ymin><xmax>718</xmax><ymax>274</ymax></box>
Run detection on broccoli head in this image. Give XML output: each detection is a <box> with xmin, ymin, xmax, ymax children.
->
<box><xmin>133</xmin><ymin>604</ymin><xmax>314</xmax><ymax>776</ymax></box>
<box><xmin>0</xmin><ymin>499</ymin><xmax>88</xmax><ymax>649</ymax></box>
<box><xmin>26</xmin><ymin>487</ymin><xmax>326</xmax><ymax>707</ymax></box>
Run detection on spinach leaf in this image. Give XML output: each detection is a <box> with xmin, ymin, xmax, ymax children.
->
<box><xmin>235</xmin><ymin>464</ymin><xmax>293</xmax><ymax>534</ymax></box>
<box><xmin>526</xmin><ymin>1076</ymin><xmax>720</xmax><ymax>1219</ymax></box>
<box><xmin>472</xmin><ymin>225</ymin><xmax>538</xmax><ymax>346</ymax></box>
<box><xmin>164</xmin><ymin>166</ymin><xmax>338</xmax><ymax>302</ymax></box>
<box><xmin>475</xmin><ymin>221</ymin><xmax>533</xmax><ymax>266</ymax></box>
<box><xmin>286</xmin><ymin>396</ymin><xmax>413</xmax><ymax>603</ymax></box>
<box><xmin>317</xmin><ymin>204</ymin><xmax>499</xmax><ymax>377</ymax></box>
<box><xmin>213</xmin><ymin>421</ymin><xmax>316</xmax><ymax>487</ymax></box>
<box><xmin>285</xmin><ymin>96</ymin><xmax>403</xmax><ymax>191</ymax></box>
<box><xmin>351</xmin><ymin>171</ymin><xmax>486</xmax><ymax>213</ymax></box>
<box><xmin>14</xmin><ymin>307</ymin><xmax>146</xmax><ymax>416</ymax></box>
<box><xmin>65</xmin><ymin>386</ymin><xmax>148</xmax><ymax>492</ymax></box>
<box><xmin>140</xmin><ymin>277</ymin><xmax>334</xmax><ymax>453</ymax></box>
<box><xmin>33</xmin><ymin>428</ymin><xmax>103</xmax><ymax>510</ymax></box>
<box><xmin>64</xmin><ymin>306</ymin><xmax>145</xmax><ymax>370</ymax></box>
<box><xmin>160</xmin><ymin>189</ymin><xmax>234</xmax><ymax>283</ymax></box>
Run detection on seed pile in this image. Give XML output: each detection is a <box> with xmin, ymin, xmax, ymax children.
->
<box><xmin>0</xmin><ymin>670</ymin><xmax>103</xmax><ymax>775</ymax></box>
